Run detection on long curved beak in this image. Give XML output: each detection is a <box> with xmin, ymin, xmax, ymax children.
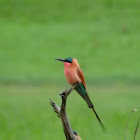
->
<box><xmin>55</xmin><ymin>59</ymin><xmax>64</xmax><ymax>62</ymax></box>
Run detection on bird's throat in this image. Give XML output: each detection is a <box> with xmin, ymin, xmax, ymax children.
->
<box><xmin>64</xmin><ymin>62</ymin><xmax>71</xmax><ymax>68</ymax></box>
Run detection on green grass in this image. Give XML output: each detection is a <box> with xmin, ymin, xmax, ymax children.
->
<box><xmin>0</xmin><ymin>85</ymin><xmax>140</xmax><ymax>140</ymax></box>
<box><xmin>0</xmin><ymin>21</ymin><xmax>140</xmax><ymax>84</ymax></box>
<box><xmin>0</xmin><ymin>0</ymin><xmax>140</xmax><ymax>85</ymax></box>
<box><xmin>0</xmin><ymin>0</ymin><xmax>140</xmax><ymax>139</ymax></box>
<box><xmin>0</xmin><ymin>0</ymin><xmax>140</xmax><ymax>22</ymax></box>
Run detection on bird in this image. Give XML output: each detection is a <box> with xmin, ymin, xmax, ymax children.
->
<box><xmin>56</xmin><ymin>57</ymin><xmax>106</xmax><ymax>132</ymax></box>
<box><xmin>73</xmin><ymin>130</ymin><xmax>82</xmax><ymax>140</ymax></box>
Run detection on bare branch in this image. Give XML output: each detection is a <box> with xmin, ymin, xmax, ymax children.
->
<box><xmin>60</xmin><ymin>82</ymin><xmax>78</xmax><ymax>113</ymax></box>
<box><xmin>50</xmin><ymin>82</ymin><xmax>80</xmax><ymax>140</ymax></box>
<box><xmin>59</xmin><ymin>83</ymin><xmax>78</xmax><ymax>140</ymax></box>
<box><xmin>49</xmin><ymin>99</ymin><xmax>60</xmax><ymax>117</ymax></box>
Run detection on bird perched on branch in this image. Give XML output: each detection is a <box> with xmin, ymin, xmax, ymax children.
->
<box><xmin>56</xmin><ymin>57</ymin><xmax>106</xmax><ymax>132</ymax></box>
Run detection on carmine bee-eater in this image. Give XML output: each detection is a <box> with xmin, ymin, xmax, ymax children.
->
<box><xmin>56</xmin><ymin>57</ymin><xmax>106</xmax><ymax>132</ymax></box>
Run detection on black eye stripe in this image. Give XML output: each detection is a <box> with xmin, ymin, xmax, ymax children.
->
<box><xmin>64</xmin><ymin>60</ymin><xmax>71</xmax><ymax>63</ymax></box>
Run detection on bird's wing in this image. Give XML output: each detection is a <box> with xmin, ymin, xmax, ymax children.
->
<box><xmin>76</xmin><ymin>68</ymin><xmax>93</xmax><ymax>108</ymax></box>
<box><xmin>76</xmin><ymin>68</ymin><xmax>86</xmax><ymax>87</ymax></box>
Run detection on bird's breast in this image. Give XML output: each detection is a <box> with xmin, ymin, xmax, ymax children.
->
<box><xmin>64</xmin><ymin>67</ymin><xmax>81</xmax><ymax>85</ymax></box>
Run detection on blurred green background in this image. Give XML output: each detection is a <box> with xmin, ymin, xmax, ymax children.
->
<box><xmin>0</xmin><ymin>0</ymin><xmax>140</xmax><ymax>139</ymax></box>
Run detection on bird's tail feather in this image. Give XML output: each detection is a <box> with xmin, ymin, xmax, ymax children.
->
<box><xmin>92</xmin><ymin>107</ymin><xmax>107</xmax><ymax>133</ymax></box>
<box><xmin>74</xmin><ymin>83</ymin><xmax>93</xmax><ymax>108</ymax></box>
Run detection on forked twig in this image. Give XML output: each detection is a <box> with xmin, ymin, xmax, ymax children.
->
<box><xmin>50</xmin><ymin>82</ymin><xmax>81</xmax><ymax>140</ymax></box>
